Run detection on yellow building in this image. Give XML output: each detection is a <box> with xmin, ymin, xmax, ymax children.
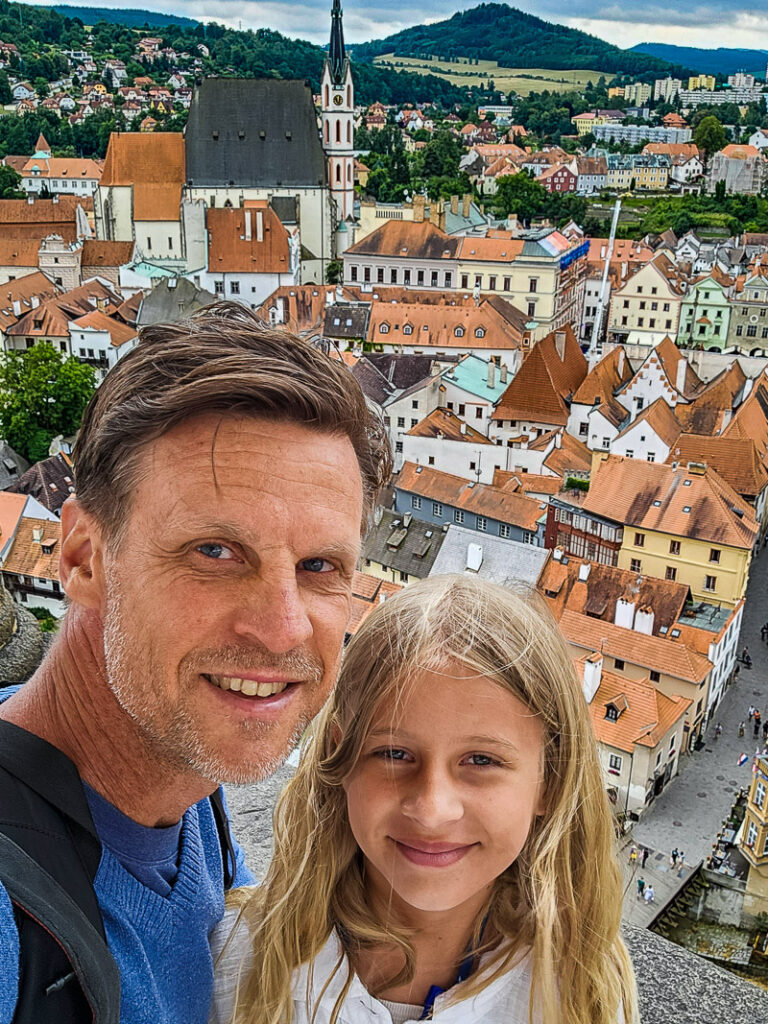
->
<box><xmin>583</xmin><ymin>454</ymin><xmax>758</xmax><ymax>608</ymax></box>
<box><xmin>608</xmin><ymin>86</ymin><xmax>625</xmax><ymax>99</ymax></box>
<box><xmin>607</xmin><ymin>252</ymin><xmax>685</xmax><ymax>345</ymax></box>
<box><xmin>571</xmin><ymin>111</ymin><xmax>620</xmax><ymax>136</ymax></box>
<box><xmin>456</xmin><ymin>231</ymin><xmax>587</xmax><ymax>335</ymax></box>
<box><xmin>739</xmin><ymin>756</ymin><xmax>768</xmax><ymax>916</ymax></box>
<box><xmin>632</xmin><ymin>157</ymin><xmax>670</xmax><ymax>191</ymax></box>
<box><xmin>688</xmin><ymin>75</ymin><xmax>717</xmax><ymax>91</ymax></box>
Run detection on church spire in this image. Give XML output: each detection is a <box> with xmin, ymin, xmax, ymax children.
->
<box><xmin>328</xmin><ymin>0</ymin><xmax>346</xmax><ymax>86</ymax></box>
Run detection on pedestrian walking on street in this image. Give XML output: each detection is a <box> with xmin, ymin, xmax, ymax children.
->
<box><xmin>748</xmin><ymin>704</ymin><xmax>755</xmax><ymax>721</ymax></box>
<box><xmin>671</xmin><ymin>848</ymin><xmax>679</xmax><ymax>867</ymax></box>
<box><xmin>763</xmin><ymin>721</ymin><xmax>768</xmax><ymax>742</ymax></box>
<box><xmin>636</xmin><ymin>878</ymin><xmax>646</xmax><ymax>900</ymax></box>
<box><xmin>644</xmin><ymin>885</ymin><xmax>655</xmax><ymax>904</ymax></box>
<box><xmin>641</xmin><ymin>847</ymin><xmax>650</xmax><ymax>868</ymax></box>
<box><xmin>629</xmin><ymin>846</ymin><xmax>638</xmax><ymax>867</ymax></box>
<box><xmin>757</xmin><ymin>710</ymin><xmax>762</xmax><ymax>727</ymax></box>
<box><xmin>762</xmin><ymin>622</ymin><xmax>768</xmax><ymax>641</ymax></box>
<box><xmin>739</xmin><ymin>721</ymin><xmax>746</xmax><ymax>737</ymax></box>
<box><xmin>715</xmin><ymin>722</ymin><xmax>723</xmax><ymax>740</ymax></box>
<box><xmin>755</xmin><ymin>719</ymin><xmax>761</xmax><ymax>738</ymax></box>
<box><xmin>678</xmin><ymin>851</ymin><xmax>685</xmax><ymax>867</ymax></box>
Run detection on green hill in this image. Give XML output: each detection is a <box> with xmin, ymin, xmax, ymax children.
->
<box><xmin>51</xmin><ymin>5</ymin><xmax>198</xmax><ymax>28</ymax></box>
<box><xmin>630</xmin><ymin>43</ymin><xmax>768</xmax><ymax>78</ymax></box>
<box><xmin>353</xmin><ymin>3</ymin><xmax>689</xmax><ymax>76</ymax></box>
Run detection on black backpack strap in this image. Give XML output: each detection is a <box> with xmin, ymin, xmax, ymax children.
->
<box><xmin>0</xmin><ymin>720</ymin><xmax>104</xmax><ymax>936</ymax></box>
<box><xmin>0</xmin><ymin>832</ymin><xmax>120</xmax><ymax>1024</ymax></box>
<box><xmin>209</xmin><ymin>787</ymin><xmax>236</xmax><ymax>889</ymax></box>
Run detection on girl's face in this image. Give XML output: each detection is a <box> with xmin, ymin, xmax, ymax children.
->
<box><xmin>343</xmin><ymin>663</ymin><xmax>546</xmax><ymax>919</ymax></box>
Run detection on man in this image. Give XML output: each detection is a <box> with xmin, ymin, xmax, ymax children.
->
<box><xmin>0</xmin><ymin>301</ymin><xmax>391</xmax><ymax>1023</ymax></box>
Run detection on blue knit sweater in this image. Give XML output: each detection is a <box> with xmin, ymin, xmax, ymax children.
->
<box><xmin>0</xmin><ymin>788</ymin><xmax>252</xmax><ymax>1024</ymax></box>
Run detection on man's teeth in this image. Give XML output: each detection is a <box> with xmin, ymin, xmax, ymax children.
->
<box><xmin>208</xmin><ymin>676</ymin><xmax>289</xmax><ymax>697</ymax></box>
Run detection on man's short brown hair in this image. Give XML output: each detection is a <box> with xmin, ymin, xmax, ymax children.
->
<box><xmin>73</xmin><ymin>301</ymin><xmax>392</xmax><ymax>539</ymax></box>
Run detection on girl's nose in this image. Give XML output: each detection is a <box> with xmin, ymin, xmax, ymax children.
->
<box><xmin>400</xmin><ymin>766</ymin><xmax>464</xmax><ymax>829</ymax></box>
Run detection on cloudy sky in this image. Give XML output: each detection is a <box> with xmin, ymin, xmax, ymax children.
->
<box><xmin>31</xmin><ymin>0</ymin><xmax>768</xmax><ymax>52</ymax></box>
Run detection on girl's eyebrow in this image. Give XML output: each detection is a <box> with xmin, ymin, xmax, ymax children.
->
<box><xmin>366</xmin><ymin>728</ymin><xmax>522</xmax><ymax>754</ymax></box>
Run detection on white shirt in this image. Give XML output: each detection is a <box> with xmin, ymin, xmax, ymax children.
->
<box><xmin>210</xmin><ymin>897</ymin><xmax>540</xmax><ymax>1024</ymax></box>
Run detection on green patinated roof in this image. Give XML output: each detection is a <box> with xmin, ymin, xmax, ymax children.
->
<box><xmin>441</xmin><ymin>354</ymin><xmax>508</xmax><ymax>403</ymax></box>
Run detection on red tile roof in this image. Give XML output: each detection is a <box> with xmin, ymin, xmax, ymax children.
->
<box><xmin>492</xmin><ymin>325</ymin><xmax>587</xmax><ymax>426</ymax></box>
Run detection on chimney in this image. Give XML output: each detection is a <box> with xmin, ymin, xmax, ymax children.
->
<box><xmin>27</xmin><ymin>195</ymin><xmax>34</xmax><ymax>205</ymax></box>
<box><xmin>413</xmin><ymin>195</ymin><xmax>426</xmax><ymax>223</ymax></box>
<box><xmin>244</xmin><ymin>210</ymin><xmax>252</xmax><ymax>241</ymax></box>
<box><xmin>582</xmin><ymin>653</ymin><xmax>603</xmax><ymax>704</ymax></box>
<box><xmin>634</xmin><ymin>606</ymin><xmax>655</xmax><ymax>636</ymax></box>
<box><xmin>614</xmin><ymin>597</ymin><xmax>636</xmax><ymax>630</ymax></box>
<box><xmin>675</xmin><ymin>355</ymin><xmax>688</xmax><ymax>394</ymax></box>
<box><xmin>256</xmin><ymin>210</ymin><xmax>263</xmax><ymax>243</ymax></box>
<box><xmin>617</xmin><ymin>348</ymin><xmax>625</xmax><ymax>376</ymax></box>
<box><xmin>578</xmin><ymin>561</ymin><xmax>591</xmax><ymax>582</ymax></box>
<box><xmin>554</xmin><ymin>431</ymin><xmax>562</xmax><ymax>449</ymax></box>
<box><xmin>487</xmin><ymin>360</ymin><xmax>496</xmax><ymax>388</ymax></box>
<box><xmin>403</xmin><ymin>512</ymin><xmax>412</xmax><ymax>528</ymax></box>
<box><xmin>462</xmin><ymin>193</ymin><xmax>471</xmax><ymax>218</ymax></box>
<box><xmin>450</xmin><ymin>194</ymin><xmax>459</xmax><ymax>216</ymax></box>
<box><xmin>466</xmin><ymin>542</ymin><xmax>483</xmax><ymax>573</ymax></box>
<box><xmin>500</xmin><ymin>364</ymin><xmax>508</xmax><ymax>383</ymax></box>
<box><xmin>555</xmin><ymin>331</ymin><xmax>566</xmax><ymax>362</ymax></box>
<box><xmin>553</xmin><ymin>546</ymin><xmax>564</xmax><ymax>561</ymax></box>
<box><xmin>11</xmin><ymin>300</ymin><xmax>20</xmax><ymax>317</ymax></box>
<box><xmin>460</xmin><ymin>421</ymin><xmax>467</xmax><ymax>434</ymax></box>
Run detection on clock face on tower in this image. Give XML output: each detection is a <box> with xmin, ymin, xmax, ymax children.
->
<box><xmin>333</xmin><ymin>94</ymin><xmax>343</xmax><ymax>106</ymax></box>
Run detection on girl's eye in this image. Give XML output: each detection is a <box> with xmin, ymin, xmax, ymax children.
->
<box><xmin>464</xmin><ymin>754</ymin><xmax>501</xmax><ymax>768</ymax></box>
<box><xmin>196</xmin><ymin>542</ymin><xmax>238</xmax><ymax>560</ymax></box>
<box><xmin>374</xmin><ymin>748</ymin><xmax>410</xmax><ymax>761</ymax></box>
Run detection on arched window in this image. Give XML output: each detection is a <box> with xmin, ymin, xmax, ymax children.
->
<box><xmin>380</xmin><ymin>323</ymin><xmax>390</xmax><ymax>334</ymax></box>
<box><xmin>325</xmin><ymin>85</ymin><xmax>329</xmax><ymax>106</ymax></box>
<box><xmin>347</xmin><ymin>121</ymin><xmax>351</xmax><ymax>143</ymax></box>
<box><xmin>347</xmin><ymin>85</ymin><xmax>351</xmax><ymax>107</ymax></box>
<box><xmin>454</xmin><ymin>326</ymin><xmax>465</xmax><ymax>338</ymax></box>
<box><xmin>324</xmin><ymin>121</ymin><xmax>329</xmax><ymax>143</ymax></box>
<box><xmin>335</xmin><ymin>120</ymin><xmax>341</xmax><ymax>143</ymax></box>
<box><xmin>347</xmin><ymin>162</ymin><xmax>352</xmax><ymax>182</ymax></box>
<box><xmin>336</xmin><ymin>164</ymin><xmax>341</xmax><ymax>183</ymax></box>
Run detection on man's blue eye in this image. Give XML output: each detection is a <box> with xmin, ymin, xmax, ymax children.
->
<box><xmin>301</xmin><ymin>558</ymin><xmax>332</xmax><ymax>573</ymax></box>
<box><xmin>197</xmin><ymin>543</ymin><xmax>233</xmax><ymax>559</ymax></box>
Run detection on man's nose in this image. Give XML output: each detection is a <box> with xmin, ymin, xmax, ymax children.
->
<box><xmin>231</xmin><ymin>573</ymin><xmax>313</xmax><ymax>653</ymax></box>
<box><xmin>400</xmin><ymin>764</ymin><xmax>464</xmax><ymax>830</ymax></box>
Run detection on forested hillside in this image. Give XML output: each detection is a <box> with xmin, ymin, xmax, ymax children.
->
<box><xmin>353</xmin><ymin>4</ymin><xmax>688</xmax><ymax>76</ymax></box>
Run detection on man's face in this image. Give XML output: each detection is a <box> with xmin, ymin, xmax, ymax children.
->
<box><xmin>96</xmin><ymin>413</ymin><xmax>364</xmax><ymax>784</ymax></box>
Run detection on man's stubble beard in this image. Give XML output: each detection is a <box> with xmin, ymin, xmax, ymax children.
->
<box><xmin>101</xmin><ymin>573</ymin><xmax>326</xmax><ymax>785</ymax></box>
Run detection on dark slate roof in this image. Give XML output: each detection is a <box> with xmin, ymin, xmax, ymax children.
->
<box><xmin>362</xmin><ymin>508</ymin><xmax>445</xmax><ymax>579</ymax></box>
<box><xmin>8</xmin><ymin>453</ymin><xmax>72</xmax><ymax>514</ymax></box>
<box><xmin>270</xmin><ymin>196</ymin><xmax>298</xmax><ymax>224</ymax></box>
<box><xmin>185</xmin><ymin>78</ymin><xmax>327</xmax><ymax>188</ymax></box>
<box><xmin>0</xmin><ymin>443</ymin><xmax>28</xmax><ymax>492</ymax></box>
<box><xmin>366</xmin><ymin>353</ymin><xmax>435</xmax><ymax>391</ymax></box>
<box><xmin>323</xmin><ymin>304</ymin><xmax>369</xmax><ymax>340</ymax></box>
<box><xmin>137</xmin><ymin>278</ymin><xmax>217</xmax><ymax>327</ymax></box>
<box><xmin>351</xmin><ymin>357</ymin><xmax>397</xmax><ymax>407</ymax></box>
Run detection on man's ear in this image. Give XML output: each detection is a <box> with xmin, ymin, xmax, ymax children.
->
<box><xmin>59</xmin><ymin>496</ymin><xmax>106</xmax><ymax>611</ymax></box>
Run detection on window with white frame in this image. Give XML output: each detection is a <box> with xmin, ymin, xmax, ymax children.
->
<box><xmin>411</xmin><ymin>496</ymin><xmax>421</xmax><ymax>510</ymax></box>
<box><xmin>432</xmin><ymin>502</ymin><xmax>443</xmax><ymax>517</ymax></box>
<box><xmin>756</xmin><ymin>780</ymin><xmax>766</xmax><ymax>809</ymax></box>
<box><xmin>454</xmin><ymin>510</ymin><xmax>464</xmax><ymax>524</ymax></box>
<box><xmin>747</xmin><ymin>820</ymin><xmax>758</xmax><ymax>848</ymax></box>
<box><xmin>608</xmin><ymin>754</ymin><xmax>622</xmax><ymax>771</ymax></box>
<box><xmin>499</xmin><ymin>524</ymin><xmax>511</xmax><ymax>538</ymax></box>
<box><xmin>477</xmin><ymin>516</ymin><xmax>487</xmax><ymax>532</ymax></box>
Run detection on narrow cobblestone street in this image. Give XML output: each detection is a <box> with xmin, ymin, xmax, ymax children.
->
<box><xmin>631</xmin><ymin>545</ymin><xmax>768</xmax><ymax>867</ymax></box>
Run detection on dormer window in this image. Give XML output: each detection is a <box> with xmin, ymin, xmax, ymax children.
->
<box><xmin>475</xmin><ymin>327</ymin><xmax>485</xmax><ymax>338</ymax></box>
<box><xmin>454</xmin><ymin>327</ymin><xmax>465</xmax><ymax>338</ymax></box>
<box><xmin>403</xmin><ymin>323</ymin><xmax>413</xmax><ymax>335</ymax></box>
<box><xmin>379</xmin><ymin>323</ymin><xmax>389</xmax><ymax>334</ymax></box>
<box><xmin>605</xmin><ymin>704</ymin><xmax>620</xmax><ymax>721</ymax></box>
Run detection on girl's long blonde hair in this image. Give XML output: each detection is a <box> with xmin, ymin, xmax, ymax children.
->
<box><xmin>229</xmin><ymin>574</ymin><xmax>638</xmax><ymax>1024</ymax></box>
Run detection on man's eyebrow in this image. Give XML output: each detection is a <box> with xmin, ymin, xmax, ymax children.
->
<box><xmin>174</xmin><ymin>522</ymin><xmax>360</xmax><ymax>561</ymax></box>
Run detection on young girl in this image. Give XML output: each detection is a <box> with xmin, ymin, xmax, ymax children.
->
<box><xmin>211</xmin><ymin>574</ymin><xmax>638</xmax><ymax>1024</ymax></box>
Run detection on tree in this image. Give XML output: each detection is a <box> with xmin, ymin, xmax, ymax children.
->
<box><xmin>0</xmin><ymin>72</ymin><xmax>11</xmax><ymax>106</ymax></box>
<box><xmin>325</xmin><ymin>259</ymin><xmax>342</xmax><ymax>284</ymax></box>
<box><xmin>693</xmin><ymin>115</ymin><xmax>727</xmax><ymax>161</ymax></box>
<box><xmin>494</xmin><ymin>172</ymin><xmax>548</xmax><ymax>224</ymax></box>
<box><xmin>0</xmin><ymin>343</ymin><xmax>96</xmax><ymax>462</ymax></box>
<box><xmin>33</xmin><ymin>77</ymin><xmax>49</xmax><ymax>100</ymax></box>
<box><xmin>0</xmin><ymin>164</ymin><xmax>24</xmax><ymax>198</ymax></box>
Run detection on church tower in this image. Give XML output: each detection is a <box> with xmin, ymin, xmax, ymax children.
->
<box><xmin>321</xmin><ymin>0</ymin><xmax>355</xmax><ymax>223</ymax></box>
